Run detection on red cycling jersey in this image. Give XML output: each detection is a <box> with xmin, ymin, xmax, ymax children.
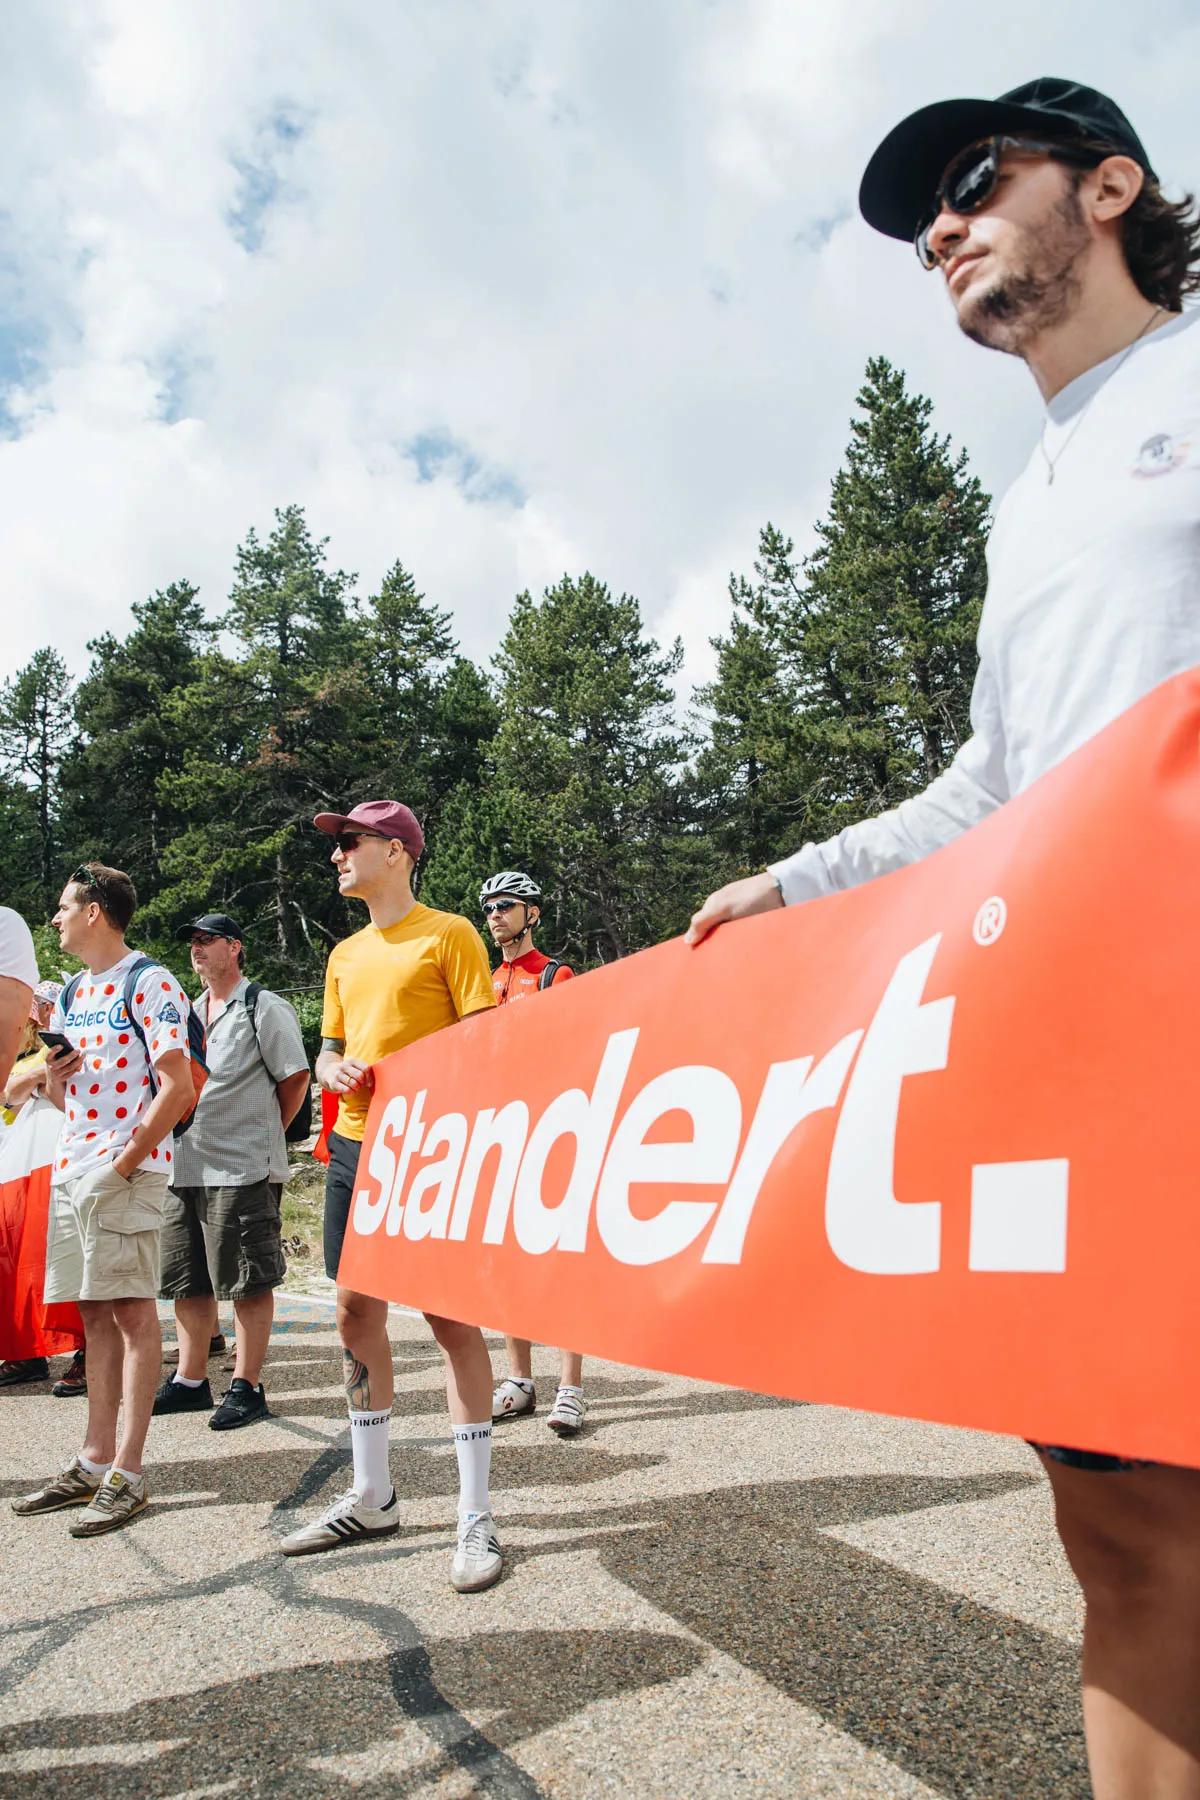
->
<box><xmin>492</xmin><ymin>946</ymin><xmax>574</xmax><ymax>1005</ymax></box>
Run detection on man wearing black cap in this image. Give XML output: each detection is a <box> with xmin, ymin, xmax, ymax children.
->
<box><xmin>690</xmin><ymin>78</ymin><xmax>1200</xmax><ymax>1796</ymax></box>
<box><xmin>154</xmin><ymin>913</ymin><xmax>309</xmax><ymax>1429</ymax></box>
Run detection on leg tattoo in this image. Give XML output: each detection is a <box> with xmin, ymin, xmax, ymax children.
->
<box><xmin>344</xmin><ymin>1350</ymin><xmax>372</xmax><ymax>1411</ymax></box>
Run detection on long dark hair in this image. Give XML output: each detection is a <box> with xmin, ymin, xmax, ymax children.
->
<box><xmin>1069</xmin><ymin>142</ymin><xmax>1200</xmax><ymax>310</ymax></box>
<box><xmin>1121</xmin><ymin>180</ymin><xmax>1200</xmax><ymax>311</ymax></box>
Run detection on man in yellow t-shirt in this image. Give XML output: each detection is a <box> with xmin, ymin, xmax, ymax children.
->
<box><xmin>279</xmin><ymin>800</ymin><xmax>504</xmax><ymax>1593</ymax></box>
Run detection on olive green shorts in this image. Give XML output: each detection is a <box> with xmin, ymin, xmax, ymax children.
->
<box><xmin>158</xmin><ymin>1181</ymin><xmax>285</xmax><ymax>1301</ymax></box>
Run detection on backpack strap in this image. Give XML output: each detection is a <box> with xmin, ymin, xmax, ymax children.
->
<box><xmin>538</xmin><ymin>959</ymin><xmax>565</xmax><ymax>991</ymax></box>
<box><xmin>61</xmin><ymin>970</ymin><xmax>86</xmax><ymax>1018</ymax></box>
<box><xmin>243</xmin><ymin>982</ymin><xmax>262</xmax><ymax>1031</ymax></box>
<box><xmin>120</xmin><ymin>955</ymin><xmax>158</xmax><ymax>1093</ymax></box>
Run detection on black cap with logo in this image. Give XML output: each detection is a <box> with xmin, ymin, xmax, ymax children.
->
<box><xmin>859</xmin><ymin>77</ymin><xmax>1156</xmax><ymax>244</ymax></box>
<box><xmin>176</xmin><ymin>912</ymin><xmax>245</xmax><ymax>943</ymax></box>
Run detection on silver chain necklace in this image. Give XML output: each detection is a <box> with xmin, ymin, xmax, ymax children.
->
<box><xmin>1039</xmin><ymin>305</ymin><xmax>1164</xmax><ymax>484</ymax></box>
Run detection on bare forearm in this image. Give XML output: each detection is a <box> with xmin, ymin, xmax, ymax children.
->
<box><xmin>114</xmin><ymin>1069</ymin><xmax>193</xmax><ymax>1176</ymax></box>
<box><xmin>277</xmin><ymin>1069</ymin><xmax>311</xmax><ymax>1128</ymax></box>
<box><xmin>3</xmin><ymin>1063</ymin><xmax>46</xmax><ymax>1109</ymax></box>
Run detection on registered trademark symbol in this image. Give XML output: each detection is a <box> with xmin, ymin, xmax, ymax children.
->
<box><xmin>973</xmin><ymin>896</ymin><xmax>1007</xmax><ymax>946</ymax></box>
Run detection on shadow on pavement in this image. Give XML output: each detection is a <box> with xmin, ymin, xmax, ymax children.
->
<box><xmin>0</xmin><ymin>1627</ymin><xmax>702</xmax><ymax>1799</ymax></box>
<box><xmin>511</xmin><ymin>1471</ymin><xmax>1088</xmax><ymax>1797</ymax></box>
<box><xmin>2</xmin><ymin>1442</ymin><xmax>667</xmax><ymax>1513</ymax></box>
<box><xmin>1</xmin><ymin>1425</ymin><xmax>1086</xmax><ymax>1796</ymax></box>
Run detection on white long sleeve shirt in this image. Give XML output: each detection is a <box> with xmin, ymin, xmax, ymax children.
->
<box><xmin>770</xmin><ymin>307</ymin><xmax>1200</xmax><ymax>904</ymax></box>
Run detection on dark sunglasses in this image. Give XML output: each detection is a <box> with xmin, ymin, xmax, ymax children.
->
<box><xmin>71</xmin><ymin>864</ymin><xmax>98</xmax><ymax>888</ymax></box>
<box><xmin>915</xmin><ymin>135</ymin><xmax>1102</xmax><ymax>270</ymax></box>
<box><xmin>333</xmin><ymin>831</ymin><xmax>385</xmax><ymax>854</ymax></box>
<box><xmin>188</xmin><ymin>931</ymin><xmax>222</xmax><ymax>946</ymax></box>
<box><xmin>482</xmin><ymin>899</ymin><xmax>519</xmax><ymax>917</ymax></box>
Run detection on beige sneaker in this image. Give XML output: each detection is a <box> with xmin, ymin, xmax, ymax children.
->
<box><xmin>11</xmin><ymin>1456</ymin><xmax>103</xmax><ymax>1515</ymax></box>
<box><xmin>68</xmin><ymin>1468</ymin><xmax>149</xmax><ymax>1537</ymax></box>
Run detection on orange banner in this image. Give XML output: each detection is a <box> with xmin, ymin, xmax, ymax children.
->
<box><xmin>340</xmin><ymin>669</ymin><xmax>1200</xmax><ymax>1465</ymax></box>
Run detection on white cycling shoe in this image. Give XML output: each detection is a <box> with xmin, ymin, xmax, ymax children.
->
<box><xmin>492</xmin><ymin>1377</ymin><xmax>536</xmax><ymax>1421</ymax></box>
<box><xmin>547</xmin><ymin>1387</ymin><xmax>587</xmax><ymax>1437</ymax></box>
<box><xmin>451</xmin><ymin>1511</ymin><xmax>503</xmax><ymax>1592</ymax></box>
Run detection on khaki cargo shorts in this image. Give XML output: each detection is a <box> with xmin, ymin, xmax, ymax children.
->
<box><xmin>44</xmin><ymin>1163</ymin><xmax>169</xmax><ymax>1304</ymax></box>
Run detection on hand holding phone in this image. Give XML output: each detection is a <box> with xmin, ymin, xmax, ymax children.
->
<box><xmin>38</xmin><ymin>1030</ymin><xmax>77</xmax><ymax>1059</ymax></box>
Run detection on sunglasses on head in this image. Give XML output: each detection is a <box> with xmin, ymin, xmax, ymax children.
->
<box><xmin>915</xmin><ymin>134</ymin><xmax>1104</xmax><ymax>269</ymax></box>
<box><xmin>482</xmin><ymin>899</ymin><xmax>520</xmax><ymax>917</ymax></box>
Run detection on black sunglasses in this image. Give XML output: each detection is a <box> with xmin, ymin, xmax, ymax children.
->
<box><xmin>482</xmin><ymin>899</ymin><xmax>519</xmax><ymax>917</ymax></box>
<box><xmin>915</xmin><ymin>135</ymin><xmax>1103</xmax><ymax>270</ymax></box>
<box><xmin>333</xmin><ymin>831</ymin><xmax>385</xmax><ymax>854</ymax></box>
<box><xmin>71</xmin><ymin>865</ymin><xmax>98</xmax><ymax>887</ymax></box>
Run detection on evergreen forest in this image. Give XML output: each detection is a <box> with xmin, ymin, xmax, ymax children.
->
<box><xmin>1</xmin><ymin>359</ymin><xmax>991</xmax><ymax>1012</ymax></box>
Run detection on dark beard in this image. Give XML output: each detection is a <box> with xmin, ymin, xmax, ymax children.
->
<box><xmin>958</xmin><ymin>181</ymin><xmax>1091</xmax><ymax>354</ymax></box>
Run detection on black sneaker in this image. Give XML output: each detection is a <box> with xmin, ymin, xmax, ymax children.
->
<box><xmin>52</xmin><ymin>1349</ymin><xmax>87</xmax><ymax>1398</ymax></box>
<box><xmin>152</xmin><ymin>1375</ymin><xmax>213</xmax><ymax>1414</ymax></box>
<box><xmin>209</xmin><ymin>1379</ymin><xmax>270</xmax><ymax>1431</ymax></box>
<box><xmin>0</xmin><ymin>1358</ymin><xmax>49</xmax><ymax>1386</ymax></box>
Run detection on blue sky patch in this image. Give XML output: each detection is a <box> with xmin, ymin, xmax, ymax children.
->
<box><xmin>227</xmin><ymin>107</ymin><xmax>308</xmax><ymax>254</ymax></box>
<box><xmin>406</xmin><ymin>427</ymin><xmax>526</xmax><ymax>507</ymax></box>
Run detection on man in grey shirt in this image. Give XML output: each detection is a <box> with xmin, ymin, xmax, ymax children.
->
<box><xmin>153</xmin><ymin>914</ymin><xmax>309</xmax><ymax>1429</ymax></box>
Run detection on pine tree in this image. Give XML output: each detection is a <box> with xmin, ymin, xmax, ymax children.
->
<box><xmin>698</xmin><ymin>356</ymin><xmax>990</xmax><ymax>868</ymax></box>
<box><xmin>157</xmin><ymin>506</ymin><xmax>361</xmax><ymax>975</ymax></box>
<box><xmin>0</xmin><ymin>647</ymin><xmax>74</xmax><ymax>910</ymax></box>
<box><xmin>425</xmin><ymin>574</ymin><xmax>690</xmax><ymax>964</ymax></box>
<box><xmin>59</xmin><ymin>582</ymin><xmax>212</xmax><ymax>908</ymax></box>
<box><xmin>350</xmin><ymin>562</ymin><xmax>498</xmax><ymax>869</ymax></box>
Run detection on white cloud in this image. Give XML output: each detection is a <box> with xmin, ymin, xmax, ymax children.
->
<box><xmin>1</xmin><ymin>0</ymin><xmax>1197</xmax><ymax>690</ymax></box>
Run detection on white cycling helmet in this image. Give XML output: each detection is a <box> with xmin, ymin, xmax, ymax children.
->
<box><xmin>480</xmin><ymin>870</ymin><xmax>542</xmax><ymax>906</ymax></box>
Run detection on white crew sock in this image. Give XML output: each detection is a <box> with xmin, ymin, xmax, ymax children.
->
<box><xmin>172</xmin><ymin>1373</ymin><xmax>205</xmax><ymax>1388</ymax></box>
<box><xmin>78</xmin><ymin>1452</ymin><xmax>107</xmax><ymax>1477</ymax></box>
<box><xmin>349</xmin><ymin>1408</ymin><xmax>392</xmax><ymax>1507</ymax></box>
<box><xmin>453</xmin><ymin>1421</ymin><xmax>492</xmax><ymax>1521</ymax></box>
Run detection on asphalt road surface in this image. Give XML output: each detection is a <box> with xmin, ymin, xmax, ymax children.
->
<box><xmin>0</xmin><ymin>1297</ymin><xmax>1087</xmax><ymax>1798</ymax></box>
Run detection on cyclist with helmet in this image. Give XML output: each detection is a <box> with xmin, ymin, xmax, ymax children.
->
<box><xmin>480</xmin><ymin>871</ymin><xmax>586</xmax><ymax>1437</ymax></box>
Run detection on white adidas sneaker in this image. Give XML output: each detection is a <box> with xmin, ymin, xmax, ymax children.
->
<box><xmin>450</xmin><ymin>1511</ymin><xmax>503</xmax><ymax>1593</ymax></box>
<box><xmin>279</xmin><ymin>1486</ymin><xmax>399</xmax><ymax>1556</ymax></box>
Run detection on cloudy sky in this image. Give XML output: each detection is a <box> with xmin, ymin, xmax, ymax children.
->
<box><xmin>2</xmin><ymin>0</ymin><xmax>1197</xmax><ymax>691</ymax></box>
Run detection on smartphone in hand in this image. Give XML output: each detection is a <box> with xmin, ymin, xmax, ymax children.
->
<box><xmin>37</xmin><ymin>1030</ymin><xmax>77</xmax><ymax>1059</ymax></box>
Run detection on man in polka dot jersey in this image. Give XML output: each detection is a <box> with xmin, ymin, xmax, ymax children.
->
<box><xmin>11</xmin><ymin>864</ymin><xmax>196</xmax><ymax>1538</ymax></box>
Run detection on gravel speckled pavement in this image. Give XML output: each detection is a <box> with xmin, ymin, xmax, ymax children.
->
<box><xmin>0</xmin><ymin>1297</ymin><xmax>1088</xmax><ymax>1797</ymax></box>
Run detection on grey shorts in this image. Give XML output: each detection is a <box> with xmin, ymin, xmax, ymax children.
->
<box><xmin>159</xmin><ymin>1180</ymin><xmax>285</xmax><ymax>1301</ymax></box>
<box><xmin>44</xmin><ymin>1164</ymin><xmax>169</xmax><ymax>1304</ymax></box>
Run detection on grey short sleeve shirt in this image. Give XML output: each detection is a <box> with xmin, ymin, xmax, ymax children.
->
<box><xmin>172</xmin><ymin>979</ymin><xmax>309</xmax><ymax>1187</ymax></box>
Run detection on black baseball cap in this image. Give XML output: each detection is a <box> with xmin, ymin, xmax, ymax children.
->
<box><xmin>176</xmin><ymin>911</ymin><xmax>244</xmax><ymax>942</ymax></box>
<box><xmin>859</xmin><ymin>77</ymin><xmax>1156</xmax><ymax>244</ymax></box>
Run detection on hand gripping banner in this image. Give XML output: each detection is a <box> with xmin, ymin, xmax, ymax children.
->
<box><xmin>340</xmin><ymin>670</ymin><xmax>1200</xmax><ymax>1465</ymax></box>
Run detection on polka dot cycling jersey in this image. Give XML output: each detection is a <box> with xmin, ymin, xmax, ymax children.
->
<box><xmin>50</xmin><ymin>951</ymin><xmax>191</xmax><ymax>1183</ymax></box>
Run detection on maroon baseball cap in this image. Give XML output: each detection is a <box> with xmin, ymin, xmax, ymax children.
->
<box><xmin>312</xmin><ymin>800</ymin><xmax>425</xmax><ymax>859</ymax></box>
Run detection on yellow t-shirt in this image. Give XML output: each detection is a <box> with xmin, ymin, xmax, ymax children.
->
<box><xmin>1</xmin><ymin>1047</ymin><xmax>47</xmax><ymax>1126</ymax></box>
<box><xmin>321</xmin><ymin>903</ymin><xmax>496</xmax><ymax>1140</ymax></box>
